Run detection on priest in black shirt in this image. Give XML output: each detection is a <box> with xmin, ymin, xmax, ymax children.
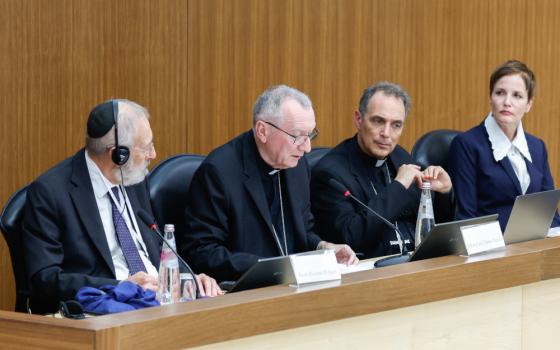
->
<box><xmin>182</xmin><ymin>85</ymin><xmax>358</xmax><ymax>282</ymax></box>
<box><xmin>311</xmin><ymin>82</ymin><xmax>453</xmax><ymax>258</ymax></box>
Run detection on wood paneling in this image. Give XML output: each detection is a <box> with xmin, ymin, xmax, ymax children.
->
<box><xmin>2</xmin><ymin>0</ymin><xmax>560</xmax><ymax>311</ymax></box>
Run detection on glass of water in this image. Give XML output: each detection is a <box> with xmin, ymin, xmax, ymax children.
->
<box><xmin>179</xmin><ymin>273</ymin><xmax>197</xmax><ymax>302</ymax></box>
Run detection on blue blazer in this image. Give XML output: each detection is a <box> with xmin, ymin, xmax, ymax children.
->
<box><xmin>448</xmin><ymin>122</ymin><xmax>560</xmax><ymax>230</ymax></box>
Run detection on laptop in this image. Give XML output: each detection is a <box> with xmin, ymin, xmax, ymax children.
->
<box><xmin>409</xmin><ymin>214</ymin><xmax>499</xmax><ymax>261</ymax></box>
<box><xmin>503</xmin><ymin>189</ymin><xmax>560</xmax><ymax>244</ymax></box>
<box><xmin>374</xmin><ymin>214</ymin><xmax>499</xmax><ymax>267</ymax></box>
<box><xmin>220</xmin><ymin>256</ymin><xmax>295</xmax><ymax>293</ymax></box>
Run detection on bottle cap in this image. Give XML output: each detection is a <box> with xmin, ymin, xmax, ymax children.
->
<box><xmin>422</xmin><ymin>182</ymin><xmax>431</xmax><ymax>190</ymax></box>
<box><xmin>164</xmin><ymin>224</ymin><xmax>175</xmax><ymax>232</ymax></box>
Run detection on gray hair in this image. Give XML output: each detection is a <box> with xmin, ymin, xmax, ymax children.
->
<box><xmin>358</xmin><ymin>81</ymin><xmax>412</xmax><ymax>118</ymax></box>
<box><xmin>252</xmin><ymin>85</ymin><xmax>313</xmax><ymax>126</ymax></box>
<box><xmin>85</xmin><ymin>99</ymin><xmax>150</xmax><ymax>155</ymax></box>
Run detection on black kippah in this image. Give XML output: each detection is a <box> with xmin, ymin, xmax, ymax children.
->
<box><xmin>87</xmin><ymin>101</ymin><xmax>115</xmax><ymax>138</ymax></box>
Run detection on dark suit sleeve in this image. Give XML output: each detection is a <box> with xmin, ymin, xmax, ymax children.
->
<box><xmin>22</xmin><ymin>181</ymin><xmax>117</xmax><ymax>303</ymax></box>
<box><xmin>311</xmin><ymin>168</ymin><xmax>417</xmax><ymax>251</ymax></box>
<box><xmin>433</xmin><ymin>189</ymin><xmax>454</xmax><ymax>223</ymax></box>
<box><xmin>182</xmin><ymin>162</ymin><xmax>260</xmax><ymax>281</ymax></box>
<box><xmin>448</xmin><ymin>135</ymin><xmax>480</xmax><ymax>220</ymax></box>
<box><xmin>537</xmin><ymin>140</ymin><xmax>560</xmax><ymax>226</ymax></box>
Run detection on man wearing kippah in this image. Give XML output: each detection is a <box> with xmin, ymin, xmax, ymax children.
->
<box><xmin>22</xmin><ymin>99</ymin><xmax>220</xmax><ymax>314</ymax></box>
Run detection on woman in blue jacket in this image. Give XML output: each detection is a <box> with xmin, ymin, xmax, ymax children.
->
<box><xmin>448</xmin><ymin>60</ymin><xmax>560</xmax><ymax>230</ymax></box>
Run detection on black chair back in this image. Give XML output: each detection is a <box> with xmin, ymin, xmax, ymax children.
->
<box><xmin>306</xmin><ymin>147</ymin><xmax>331</xmax><ymax>169</ymax></box>
<box><xmin>148</xmin><ymin>154</ymin><xmax>205</xmax><ymax>232</ymax></box>
<box><xmin>0</xmin><ymin>185</ymin><xmax>30</xmax><ymax>312</ymax></box>
<box><xmin>411</xmin><ymin>129</ymin><xmax>461</xmax><ymax>169</ymax></box>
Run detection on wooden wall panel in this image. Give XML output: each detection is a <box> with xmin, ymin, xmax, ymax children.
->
<box><xmin>2</xmin><ymin>0</ymin><xmax>560</xmax><ymax>311</ymax></box>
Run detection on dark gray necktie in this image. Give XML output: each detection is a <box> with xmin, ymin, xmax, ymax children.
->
<box><xmin>110</xmin><ymin>187</ymin><xmax>146</xmax><ymax>275</ymax></box>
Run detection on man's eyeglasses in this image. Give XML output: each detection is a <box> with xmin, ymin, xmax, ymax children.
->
<box><xmin>264</xmin><ymin>121</ymin><xmax>319</xmax><ymax>146</ymax></box>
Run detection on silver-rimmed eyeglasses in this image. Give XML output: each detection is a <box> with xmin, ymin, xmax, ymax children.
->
<box><xmin>264</xmin><ymin>121</ymin><xmax>319</xmax><ymax>146</ymax></box>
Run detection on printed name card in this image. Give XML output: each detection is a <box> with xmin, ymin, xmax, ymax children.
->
<box><xmin>460</xmin><ymin>221</ymin><xmax>505</xmax><ymax>256</ymax></box>
<box><xmin>290</xmin><ymin>249</ymin><xmax>341</xmax><ymax>286</ymax></box>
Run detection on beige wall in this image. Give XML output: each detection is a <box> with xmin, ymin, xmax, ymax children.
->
<box><xmin>1</xmin><ymin>0</ymin><xmax>560</xmax><ymax>310</ymax></box>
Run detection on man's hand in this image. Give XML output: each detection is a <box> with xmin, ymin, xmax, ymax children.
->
<box><xmin>318</xmin><ymin>241</ymin><xmax>359</xmax><ymax>265</ymax></box>
<box><xmin>195</xmin><ymin>273</ymin><xmax>223</xmax><ymax>297</ymax></box>
<box><xmin>125</xmin><ymin>271</ymin><xmax>158</xmax><ymax>291</ymax></box>
<box><xmin>422</xmin><ymin>165</ymin><xmax>452</xmax><ymax>193</ymax></box>
<box><xmin>394</xmin><ymin>164</ymin><xmax>423</xmax><ymax>189</ymax></box>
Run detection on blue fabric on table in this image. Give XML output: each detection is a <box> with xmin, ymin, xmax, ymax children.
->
<box><xmin>75</xmin><ymin>281</ymin><xmax>159</xmax><ymax>314</ymax></box>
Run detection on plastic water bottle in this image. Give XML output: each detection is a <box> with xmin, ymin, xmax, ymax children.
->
<box><xmin>414</xmin><ymin>182</ymin><xmax>435</xmax><ymax>249</ymax></box>
<box><xmin>157</xmin><ymin>224</ymin><xmax>180</xmax><ymax>305</ymax></box>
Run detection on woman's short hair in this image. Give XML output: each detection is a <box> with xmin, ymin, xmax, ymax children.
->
<box><xmin>490</xmin><ymin>60</ymin><xmax>536</xmax><ymax>100</ymax></box>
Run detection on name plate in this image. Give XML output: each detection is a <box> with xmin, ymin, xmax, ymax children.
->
<box><xmin>289</xmin><ymin>249</ymin><xmax>341</xmax><ymax>286</ymax></box>
<box><xmin>460</xmin><ymin>221</ymin><xmax>505</xmax><ymax>256</ymax></box>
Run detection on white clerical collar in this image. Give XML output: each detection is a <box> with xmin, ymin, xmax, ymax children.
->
<box><xmin>374</xmin><ymin>159</ymin><xmax>386</xmax><ymax>168</ymax></box>
<box><xmin>484</xmin><ymin>113</ymin><xmax>532</xmax><ymax>163</ymax></box>
<box><xmin>85</xmin><ymin>150</ymin><xmax>121</xmax><ymax>200</ymax></box>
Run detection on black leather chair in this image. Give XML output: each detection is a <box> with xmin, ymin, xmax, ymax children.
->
<box><xmin>306</xmin><ymin>147</ymin><xmax>331</xmax><ymax>169</ymax></box>
<box><xmin>148</xmin><ymin>154</ymin><xmax>205</xmax><ymax>233</ymax></box>
<box><xmin>411</xmin><ymin>129</ymin><xmax>461</xmax><ymax>169</ymax></box>
<box><xmin>0</xmin><ymin>185</ymin><xmax>30</xmax><ymax>312</ymax></box>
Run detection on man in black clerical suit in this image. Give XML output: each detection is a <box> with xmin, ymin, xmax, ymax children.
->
<box><xmin>22</xmin><ymin>99</ymin><xmax>219</xmax><ymax>314</ymax></box>
<box><xmin>311</xmin><ymin>82</ymin><xmax>453</xmax><ymax>259</ymax></box>
<box><xmin>181</xmin><ymin>85</ymin><xmax>358</xmax><ymax>282</ymax></box>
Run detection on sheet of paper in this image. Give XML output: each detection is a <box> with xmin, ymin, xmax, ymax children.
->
<box><xmin>547</xmin><ymin>226</ymin><xmax>560</xmax><ymax>237</ymax></box>
<box><xmin>338</xmin><ymin>261</ymin><xmax>375</xmax><ymax>274</ymax></box>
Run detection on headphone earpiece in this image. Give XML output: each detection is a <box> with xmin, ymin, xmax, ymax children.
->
<box><xmin>110</xmin><ymin>100</ymin><xmax>130</xmax><ymax>166</ymax></box>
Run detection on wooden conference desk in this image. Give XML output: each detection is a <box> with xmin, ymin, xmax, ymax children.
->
<box><xmin>2</xmin><ymin>237</ymin><xmax>560</xmax><ymax>349</ymax></box>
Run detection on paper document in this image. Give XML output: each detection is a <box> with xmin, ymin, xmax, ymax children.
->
<box><xmin>547</xmin><ymin>226</ymin><xmax>560</xmax><ymax>237</ymax></box>
<box><xmin>338</xmin><ymin>261</ymin><xmax>375</xmax><ymax>274</ymax></box>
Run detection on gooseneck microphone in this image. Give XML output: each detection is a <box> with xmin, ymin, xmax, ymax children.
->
<box><xmin>136</xmin><ymin>209</ymin><xmax>200</xmax><ymax>298</ymax></box>
<box><xmin>328</xmin><ymin>178</ymin><xmax>411</xmax><ymax>267</ymax></box>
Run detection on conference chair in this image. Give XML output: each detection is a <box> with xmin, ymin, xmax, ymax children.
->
<box><xmin>148</xmin><ymin>154</ymin><xmax>205</xmax><ymax>233</ymax></box>
<box><xmin>411</xmin><ymin>129</ymin><xmax>461</xmax><ymax>169</ymax></box>
<box><xmin>306</xmin><ymin>147</ymin><xmax>331</xmax><ymax>169</ymax></box>
<box><xmin>0</xmin><ymin>185</ymin><xmax>30</xmax><ymax>312</ymax></box>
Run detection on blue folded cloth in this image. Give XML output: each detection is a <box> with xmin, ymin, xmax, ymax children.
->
<box><xmin>75</xmin><ymin>281</ymin><xmax>160</xmax><ymax>314</ymax></box>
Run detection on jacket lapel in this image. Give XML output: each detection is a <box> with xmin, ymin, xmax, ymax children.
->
<box><xmin>241</xmin><ymin>134</ymin><xmax>283</xmax><ymax>255</ymax></box>
<box><xmin>524</xmin><ymin>157</ymin><xmax>543</xmax><ymax>194</ymax></box>
<box><xmin>348</xmin><ymin>139</ymin><xmax>375</xmax><ymax>201</ymax></box>
<box><xmin>127</xmin><ymin>182</ymin><xmax>161</xmax><ymax>267</ymax></box>
<box><xmin>498</xmin><ymin>157</ymin><xmax>523</xmax><ymax>195</ymax></box>
<box><xmin>69</xmin><ymin>149</ymin><xmax>116</xmax><ymax>275</ymax></box>
<box><xmin>283</xmin><ymin>166</ymin><xmax>306</xmax><ymax>248</ymax></box>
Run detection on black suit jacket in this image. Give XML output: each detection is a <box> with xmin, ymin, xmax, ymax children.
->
<box><xmin>22</xmin><ymin>149</ymin><xmax>161</xmax><ymax>314</ymax></box>
<box><xmin>180</xmin><ymin>131</ymin><xmax>322</xmax><ymax>281</ymax></box>
<box><xmin>311</xmin><ymin>136</ymin><xmax>452</xmax><ymax>258</ymax></box>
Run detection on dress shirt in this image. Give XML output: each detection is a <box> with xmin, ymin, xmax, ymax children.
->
<box><xmin>85</xmin><ymin>151</ymin><xmax>158</xmax><ymax>280</ymax></box>
<box><xmin>485</xmin><ymin>113</ymin><xmax>532</xmax><ymax>194</ymax></box>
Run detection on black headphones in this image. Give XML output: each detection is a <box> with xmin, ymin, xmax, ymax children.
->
<box><xmin>110</xmin><ymin>100</ymin><xmax>130</xmax><ymax>166</ymax></box>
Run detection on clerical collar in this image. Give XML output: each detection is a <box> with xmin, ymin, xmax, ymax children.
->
<box><xmin>375</xmin><ymin>159</ymin><xmax>386</xmax><ymax>168</ymax></box>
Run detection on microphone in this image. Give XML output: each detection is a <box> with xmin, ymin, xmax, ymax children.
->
<box><xmin>328</xmin><ymin>178</ymin><xmax>411</xmax><ymax>267</ymax></box>
<box><xmin>136</xmin><ymin>209</ymin><xmax>200</xmax><ymax>298</ymax></box>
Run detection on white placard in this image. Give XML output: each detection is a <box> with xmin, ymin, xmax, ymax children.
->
<box><xmin>289</xmin><ymin>249</ymin><xmax>341</xmax><ymax>286</ymax></box>
<box><xmin>460</xmin><ymin>221</ymin><xmax>505</xmax><ymax>256</ymax></box>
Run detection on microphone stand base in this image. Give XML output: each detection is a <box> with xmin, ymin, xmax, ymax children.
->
<box><xmin>374</xmin><ymin>253</ymin><xmax>411</xmax><ymax>268</ymax></box>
